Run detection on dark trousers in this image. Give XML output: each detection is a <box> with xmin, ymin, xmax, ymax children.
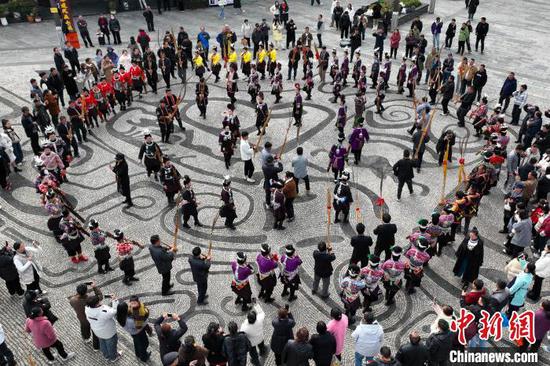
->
<box><xmin>80</xmin><ymin>32</ymin><xmax>94</xmax><ymax>47</ymax></box>
<box><xmin>294</xmin><ymin>176</ymin><xmax>310</xmax><ymax>193</ymax></box>
<box><xmin>163</xmin><ymin>0</ymin><xmax>171</xmax><ymax>10</ymax></box>
<box><xmin>405</xmin><ymin>45</ymin><xmax>414</xmax><ymax>58</ymax></box>
<box><xmin>73</xmin><ymin>121</ymin><xmax>87</xmax><ymax>142</ymax></box>
<box><xmin>529</xmin><ymin>275</ymin><xmax>544</xmax><ymax>300</ymax></box>
<box><xmin>457</xmin><ymin>105</ymin><xmax>469</xmax><ymax>126</ymax></box>
<box><xmin>499</xmin><ymin>95</ymin><xmax>511</xmax><ymax>113</ymax></box>
<box><xmin>249</xmin><ymin>342</ymin><xmax>264</xmax><ymax>366</ymax></box>
<box><xmin>197</xmin><ymin>281</ymin><xmax>207</xmax><ymax>303</ymax></box>
<box><xmin>511</xmin><ymin>104</ymin><xmax>521</xmax><ymax>125</ymax></box>
<box><xmin>112</xmin><ymin>31</ymin><xmax>121</xmax><ymax>45</ymax></box>
<box><xmin>390</xmin><ymin>47</ymin><xmax>398</xmax><ymax>59</ymax></box>
<box><xmin>161</xmin><ymin>271</ymin><xmax>171</xmax><ymax>295</ymax></box>
<box><xmin>317</xmin><ymin>33</ymin><xmax>322</xmax><ymax>48</ymax></box>
<box><xmin>285</xmin><ymin>197</ymin><xmax>295</xmax><ymax>219</ymax></box>
<box><xmin>374</xmin><ymin>245</ymin><xmax>391</xmax><ymax>261</ymax></box>
<box><xmin>0</xmin><ymin>341</ymin><xmax>16</xmax><ymax>366</ymax></box>
<box><xmin>26</xmin><ymin>267</ymin><xmax>42</xmax><ymax>293</ymax></box>
<box><xmin>340</xmin><ymin>27</ymin><xmax>349</xmax><ymax>39</ymax></box>
<box><xmin>475</xmin><ymin>35</ymin><xmax>485</xmax><ymax>52</ymax></box>
<box><xmin>445</xmin><ymin>35</ymin><xmax>454</xmax><ymax>48</ymax></box>
<box><xmin>288</xmin><ymin>66</ymin><xmax>297</xmax><ymax>80</ymax></box>
<box><xmin>397</xmin><ymin>178</ymin><xmax>413</xmax><ymax>199</ymax></box>
<box><xmin>4</xmin><ymin>278</ymin><xmax>24</xmax><ymax>296</ymax></box>
<box><xmin>42</xmin><ymin>340</ymin><xmax>68</xmax><ymax>361</ymax></box>
<box><xmin>80</xmin><ymin>323</ymin><xmax>100</xmax><ymax>350</ymax></box>
<box><xmin>458</xmin><ymin>41</ymin><xmax>465</xmax><ymax>55</ymax></box>
<box><xmin>146</xmin><ymin>19</ymin><xmax>155</xmax><ymax>32</ymax></box>
<box><xmin>244</xmin><ymin>159</ymin><xmax>254</xmax><ymax>178</ymax></box>
<box><xmin>286</xmin><ymin>37</ymin><xmax>295</xmax><ymax>49</ymax></box>
<box><xmin>474</xmin><ymin>86</ymin><xmax>483</xmax><ymax>102</ymax></box>
<box><xmin>132</xmin><ymin>330</ymin><xmax>150</xmax><ymax>362</ymax></box>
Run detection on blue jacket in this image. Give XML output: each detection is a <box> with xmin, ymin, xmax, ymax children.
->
<box><xmin>509</xmin><ymin>271</ymin><xmax>533</xmax><ymax>306</ymax></box>
<box><xmin>500</xmin><ymin>78</ymin><xmax>517</xmax><ymax>97</ymax></box>
<box><xmin>198</xmin><ymin>31</ymin><xmax>210</xmax><ymax>49</ymax></box>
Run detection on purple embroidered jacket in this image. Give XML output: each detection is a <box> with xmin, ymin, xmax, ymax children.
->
<box><xmin>231</xmin><ymin>261</ymin><xmax>253</xmax><ymax>283</ymax></box>
<box><xmin>349</xmin><ymin>127</ymin><xmax>369</xmax><ymax>151</ymax></box>
<box><xmin>256</xmin><ymin>253</ymin><xmax>278</xmax><ymax>275</ymax></box>
<box><xmin>280</xmin><ymin>254</ymin><xmax>302</xmax><ymax>279</ymax></box>
<box><xmin>329</xmin><ymin>144</ymin><xmax>347</xmax><ymax>170</ymax></box>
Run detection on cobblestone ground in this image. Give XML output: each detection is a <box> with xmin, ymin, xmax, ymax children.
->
<box><xmin>0</xmin><ymin>0</ymin><xmax>549</xmax><ymax>365</ymax></box>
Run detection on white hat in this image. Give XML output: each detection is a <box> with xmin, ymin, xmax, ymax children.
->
<box><xmin>143</xmin><ymin>129</ymin><xmax>152</xmax><ymax>137</ymax></box>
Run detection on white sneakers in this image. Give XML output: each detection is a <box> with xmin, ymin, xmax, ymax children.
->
<box><xmin>61</xmin><ymin>352</ymin><xmax>76</xmax><ymax>361</ymax></box>
<box><xmin>246</xmin><ymin>177</ymin><xmax>255</xmax><ymax>183</ymax></box>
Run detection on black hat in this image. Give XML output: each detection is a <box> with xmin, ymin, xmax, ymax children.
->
<box><xmin>338</xmin><ymin>132</ymin><xmax>345</xmax><ymax>142</ymax></box>
<box><xmin>368</xmin><ymin>255</ymin><xmax>380</xmax><ymax>267</ymax></box>
<box><xmin>285</xmin><ymin>244</ymin><xmax>295</xmax><ymax>256</ymax></box>
<box><xmin>62</xmin><ymin>209</ymin><xmax>70</xmax><ymax>217</ymax></box>
<box><xmin>183</xmin><ymin>175</ymin><xmax>191</xmax><ymax>185</ymax></box>
<box><xmin>115</xmin><ymin>153</ymin><xmax>125</xmax><ymax>160</ymax></box>
<box><xmin>418</xmin><ymin>219</ymin><xmax>428</xmax><ymax>229</ymax></box>
<box><xmin>348</xmin><ymin>264</ymin><xmax>360</xmax><ymax>277</ymax></box>
<box><xmin>46</xmin><ymin>188</ymin><xmax>56</xmax><ymax>199</ymax></box>
<box><xmin>236</xmin><ymin>251</ymin><xmax>247</xmax><ymax>264</ymax></box>
<box><xmin>113</xmin><ymin>229</ymin><xmax>124</xmax><ymax>240</ymax></box>
<box><xmin>391</xmin><ymin>246</ymin><xmax>402</xmax><ymax>256</ymax></box>
<box><xmin>260</xmin><ymin>243</ymin><xmax>271</xmax><ymax>255</ymax></box>
<box><xmin>88</xmin><ymin>219</ymin><xmax>99</xmax><ymax>229</ymax></box>
<box><xmin>417</xmin><ymin>236</ymin><xmax>429</xmax><ymax>250</ymax></box>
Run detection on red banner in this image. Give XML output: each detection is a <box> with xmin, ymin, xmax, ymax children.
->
<box><xmin>58</xmin><ymin>0</ymin><xmax>80</xmax><ymax>48</ymax></box>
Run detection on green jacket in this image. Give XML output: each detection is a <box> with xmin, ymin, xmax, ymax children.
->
<box><xmin>458</xmin><ymin>28</ymin><xmax>469</xmax><ymax>42</ymax></box>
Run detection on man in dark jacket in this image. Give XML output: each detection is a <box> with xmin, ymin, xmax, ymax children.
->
<box><xmin>312</xmin><ymin>242</ymin><xmax>335</xmax><ymax>298</ymax></box>
<box><xmin>475</xmin><ymin>17</ymin><xmax>489</xmax><ymax>53</ymax></box>
<box><xmin>63</xmin><ymin>41</ymin><xmax>80</xmax><ymax>73</ymax></box>
<box><xmin>61</xmin><ymin>65</ymin><xmax>79</xmax><ymax>101</ymax></box>
<box><xmin>251</xmin><ymin>24</ymin><xmax>262</xmax><ymax>58</ymax></box>
<box><xmin>47</xmin><ymin>68</ymin><xmax>66</xmax><ymax>107</ymax></box>
<box><xmin>373</xmin><ymin>213</ymin><xmax>398</xmax><ymax>260</ymax></box>
<box><xmin>472</xmin><ymin>64</ymin><xmax>487</xmax><ymax>102</ymax></box>
<box><xmin>372</xmin><ymin>346</ymin><xmax>401</xmax><ymax>366</ymax></box>
<box><xmin>76</xmin><ymin>16</ymin><xmax>94</xmax><ymax>48</ymax></box>
<box><xmin>262</xmin><ymin>155</ymin><xmax>283</xmax><ymax>209</ymax></box>
<box><xmin>142</xmin><ymin>6</ymin><xmax>155</xmax><ymax>32</ymax></box>
<box><xmin>396</xmin><ymin>331</ymin><xmax>429</xmax><ymax>366</ymax></box>
<box><xmin>154</xmin><ymin>313</ymin><xmax>188</xmax><ymax>360</ymax></box>
<box><xmin>53</xmin><ymin>47</ymin><xmax>66</xmax><ymax>72</ymax></box>
<box><xmin>499</xmin><ymin>72</ymin><xmax>517</xmax><ymax>113</ymax></box>
<box><xmin>309</xmin><ymin>321</ymin><xmax>336</xmax><ymax>366</ymax></box>
<box><xmin>350</xmin><ymin>223</ymin><xmax>373</xmax><ymax>267</ymax></box>
<box><xmin>0</xmin><ymin>244</ymin><xmax>24</xmax><ymax>296</ymax></box>
<box><xmin>223</xmin><ymin>321</ymin><xmax>254</xmax><ymax>366</ymax></box>
<box><xmin>393</xmin><ymin>149</ymin><xmax>415</xmax><ymax>200</ymax></box>
<box><xmin>21</xmin><ymin>106</ymin><xmax>40</xmax><ymax>155</ymax></box>
<box><xmin>188</xmin><ymin>246</ymin><xmax>211</xmax><ymax>305</ymax></box>
<box><xmin>440</xmin><ymin>75</ymin><xmax>455</xmax><ymax>116</ymax></box>
<box><xmin>444</xmin><ymin>19</ymin><xmax>456</xmax><ymax>49</ymax></box>
<box><xmin>149</xmin><ymin>234</ymin><xmax>175</xmax><ymax>296</ymax></box>
<box><xmin>456</xmin><ymin>85</ymin><xmax>476</xmax><ymax>127</ymax></box>
<box><xmin>426</xmin><ymin>319</ymin><xmax>452</xmax><ymax>366</ymax></box>
<box><xmin>412</xmin><ymin>129</ymin><xmax>429</xmax><ymax>173</ymax></box>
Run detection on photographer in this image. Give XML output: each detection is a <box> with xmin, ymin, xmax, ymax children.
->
<box><xmin>116</xmin><ymin>295</ymin><xmax>152</xmax><ymax>362</ymax></box>
<box><xmin>68</xmin><ymin>281</ymin><xmax>102</xmax><ymax>349</ymax></box>
<box><xmin>154</xmin><ymin>312</ymin><xmax>188</xmax><ymax>360</ymax></box>
<box><xmin>23</xmin><ymin>290</ymin><xmax>58</xmax><ymax>325</ymax></box>
<box><xmin>85</xmin><ymin>294</ymin><xmax>120</xmax><ymax>362</ymax></box>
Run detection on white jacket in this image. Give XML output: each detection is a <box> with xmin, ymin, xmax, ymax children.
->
<box><xmin>351</xmin><ymin>321</ymin><xmax>384</xmax><ymax>357</ymax></box>
<box><xmin>240</xmin><ymin>139</ymin><xmax>253</xmax><ymax>161</ymax></box>
<box><xmin>240</xmin><ymin>304</ymin><xmax>265</xmax><ymax>346</ymax></box>
<box><xmin>0</xmin><ymin>131</ymin><xmax>15</xmax><ymax>162</ymax></box>
<box><xmin>13</xmin><ymin>247</ymin><xmax>42</xmax><ymax>285</ymax></box>
<box><xmin>241</xmin><ymin>23</ymin><xmax>252</xmax><ymax>38</ymax></box>
<box><xmin>85</xmin><ymin>301</ymin><xmax>119</xmax><ymax>339</ymax></box>
<box><xmin>535</xmin><ymin>252</ymin><xmax>550</xmax><ymax>279</ymax></box>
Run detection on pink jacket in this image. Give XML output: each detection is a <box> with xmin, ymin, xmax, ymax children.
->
<box><xmin>25</xmin><ymin>316</ymin><xmax>58</xmax><ymax>348</ymax></box>
<box><xmin>327</xmin><ymin>314</ymin><xmax>348</xmax><ymax>355</ymax></box>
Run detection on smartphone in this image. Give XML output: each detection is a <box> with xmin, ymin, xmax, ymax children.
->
<box><xmin>167</xmin><ymin>313</ymin><xmax>173</xmax><ymax>317</ymax></box>
<box><xmin>84</xmin><ymin>281</ymin><xmax>93</xmax><ymax>286</ymax></box>
<box><xmin>104</xmin><ymin>294</ymin><xmax>112</xmax><ymax>299</ymax></box>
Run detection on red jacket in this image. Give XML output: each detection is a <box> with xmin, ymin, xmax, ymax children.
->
<box><xmin>538</xmin><ymin>216</ymin><xmax>550</xmax><ymax>237</ymax></box>
<box><xmin>129</xmin><ymin>65</ymin><xmax>145</xmax><ymax>81</ymax></box>
<box><xmin>390</xmin><ymin>32</ymin><xmax>401</xmax><ymax>48</ymax></box>
<box><xmin>98</xmin><ymin>81</ymin><xmax>114</xmax><ymax>96</ymax></box>
<box><xmin>120</xmin><ymin>71</ymin><xmax>133</xmax><ymax>86</ymax></box>
<box><xmin>462</xmin><ymin>288</ymin><xmax>486</xmax><ymax>305</ymax></box>
<box><xmin>85</xmin><ymin>93</ymin><xmax>97</xmax><ymax>108</ymax></box>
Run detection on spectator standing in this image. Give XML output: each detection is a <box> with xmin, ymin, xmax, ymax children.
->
<box><xmin>510</xmin><ymin>84</ymin><xmax>528</xmax><ymax>126</ymax></box>
<box><xmin>116</xmin><ymin>297</ymin><xmax>151</xmax><ymax>362</ymax></box>
<box><xmin>240</xmin><ymin>301</ymin><xmax>266</xmax><ymax>364</ymax></box>
<box><xmin>0</xmin><ymin>324</ymin><xmax>16</xmax><ymax>366</ymax></box>
<box><xmin>309</xmin><ymin>321</ymin><xmax>336</xmax><ymax>366</ymax></box>
<box><xmin>396</xmin><ymin>331</ymin><xmax>429</xmax><ymax>366</ymax></box>
<box><xmin>143</xmin><ymin>6</ymin><xmax>155</xmax><ymax>31</ymax></box>
<box><xmin>426</xmin><ymin>319</ymin><xmax>452</xmax><ymax>366</ymax></box>
<box><xmin>327</xmin><ymin>308</ymin><xmax>348</xmax><ymax>361</ymax></box>
<box><xmin>76</xmin><ymin>15</ymin><xmax>94</xmax><ymax>47</ymax></box>
<box><xmin>98</xmin><ymin>14</ymin><xmax>111</xmax><ymax>44</ymax></box>
<box><xmin>475</xmin><ymin>17</ymin><xmax>489</xmax><ymax>53</ymax></box>
<box><xmin>154</xmin><ymin>313</ymin><xmax>187</xmax><ymax>360</ymax></box>
<box><xmin>68</xmin><ymin>282</ymin><xmax>102</xmax><ymax>350</ymax></box>
<box><xmin>312</xmin><ymin>242</ymin><xmax>335</xmax><ymax>298</ymax></box>
<box><xmin>109</xmin><ymin>14</ymin><xmax>122</xmax><ymax>45</ymax></box>
<box><xmin>13</xmin><ymin>241</ymin><xmax>43</xmax><ymax>293</ymax></box>
<box><xmin>281</xmin><ymin>327</ymin><xmax>313</xmax><ymax>366</ymax></box>
<box><xmin>85</xmin><ymin>295</ymin><xmax>121</xmax><ymax>362</ymax></box>
<box><xmin>499</xmin><ymin>72</ymin><xmax>517</xmax><ymax>113</ymax></box>
<box><xmin>25</xmin><ymin>307</ymin><xmax>75</xmax><ymax>363</ymax></box>
<box><xmin>270</xmin><ymin>306</ymin><xmax>295</xmax><ymax>366</ymax></box>
<box><xmin>528</xmin><ymin>243</ymin><xmax>550</xmax><ymax>300</ymax></box>
<box><xmin>222</xmin><ymin>321</ymin><xmax>255</xmax><ymax>366</ymax></box>
<box><xmin>444</xmin><ymin>19</ymin><xmax>456</xmax><ymax>49</ymax></box>
<box><xmin>0</xmin><ymin>243</ymin><xmax>24</xmax><ymax>297</ymax></box>
<box><xmin>351</xmin><ymin>312</ymin><xmax>384</xmax><ymax>366</ymax></box>
<box><xmin>431</xmin><ymin>17</ymin><xmax>443</xmax><ymax>49</ymax></box>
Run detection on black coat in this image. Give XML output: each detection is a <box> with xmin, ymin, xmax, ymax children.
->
<box><xmin>472</xmin><ymin>70</ymin><xmax>487</xmax><ymax>88</ymax></box>
<box><xmin>309</xmin><ymin>332</ymin><xmax>336</xmax><ymax>366</ymax></box>
<box><xmin>426</xmin><ymin>331</ymin><xmax>452</xmax><ymax>365</ymax></box>
<box><xmin>222</xmin><ymin>332</ymin><xmax>251</xmax><ymax>366</ymax></box>
<box><xmin>112</xmin><ymin>159</ymin><xmax>131</xmax><ymax>197</ymax></box>
<box><xmin>188</xmin><ymin>256</ymin><xmax>210</xmax><ymax>283</ymax></box>
<box><xmin>313</xmin><ymin>250</ymin><xmax>335</xmax><ymax>278</ymax></box>
<box><xmin>396</xmin><ymin>342</ymin><xmax>429</xmax><ymax>366</ymax></box>
<box><xmin>270</xmin><ymin>316</ymin><xmax>295</xmax><ymax>353</ymax></box>
<box><xmin>64</xmin><ymin>48</ymin><xmax>79</xmax><ymax>65</ymax></box>
<box><xmin>54</xmin><ymin>53</ymin><xmax>65</xmax><ymax>71</ymax></box>
<box><xmin>262</xmin><ymin>162</ymin><xmax>283</xmax><ymax>189</ymax></box>
<box><xmin>154</xmin><ymin>316</ymin><xmax>188</xmax><ymax>358</ymax></box>
<box><xmin>453</xmin><ymin>237</ymin><xmax>484</xmax><ymax>283</ymax></box>
<box><xmin>350</xmin><ymin>234</ymin><xmax>373</xmax><ymax>263</ymax></box>
<box><xmin>282</xmin><ymin>340</ymin><xmax>313</xmax><ymax>366</ymax></box>
<box><xmin>0</xmin><ymin>248</ymin><xmax>19</xmax><ymax>281</ymax></box>
<box><xmin>47</xmin><ymin>74</ymin><xmax>64</xmax><ymax>93</ymax></box>
<box><xmin>373</xmin><ymin>223</ymin><xmax>397</xmax><ymax>250</ymax></box>
<box><xmin>62</xmin><ymin>69</ymin><xmax>79</xmax><ymax>96</ymax></box>
<box><xmin>393</xmin><ymin>158</ymin><xmax>414</xmax><ymax>180</ymax></box>
<box><xmin>149</xmin><ymin>244</ymin><xmax>174</xmax><ymax>274</ymax></box>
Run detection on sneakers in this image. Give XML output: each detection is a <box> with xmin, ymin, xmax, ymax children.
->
<box><xmin>110</xmin><ymin>351</ymin><xmax>123</xmax><ymax>362</ymax></box>
<box><xmin>61</xmin><ymin>352</ymin><xmax>76</xmax><ymax>361</ymax></box>
<box><xmin>71</xmin><ymin>257</ymin><xmax>80</xmax><ymax>264</ymax></box>
<box><xmin>246</xmin><ymin>177</ymin><xmax>256</xmax><ymax>183</ymax></box>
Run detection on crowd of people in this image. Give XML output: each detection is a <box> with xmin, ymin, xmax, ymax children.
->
<box><xmin>1</xmin><ymin>0</ymin><xmax>550</xmax><ymax>365</ymax></box>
